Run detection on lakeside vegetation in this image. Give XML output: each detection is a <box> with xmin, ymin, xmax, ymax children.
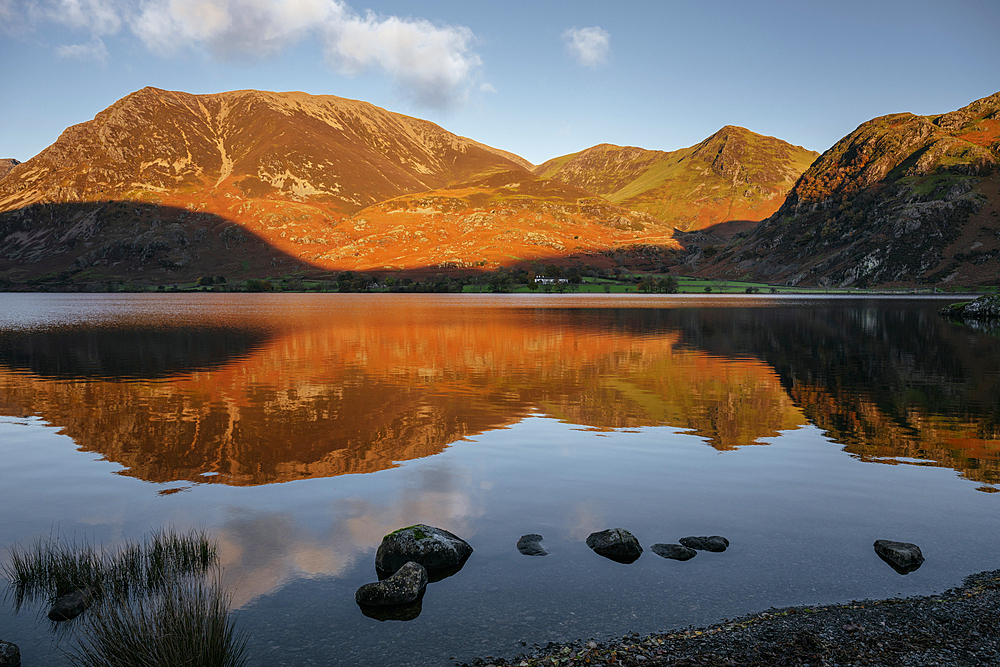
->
<box><xmin>2</xmin><ymin>529</ymin><xmax>248</xmax><ymax>667</ymax></box>
<box><xmin>1</xmin><ymin>264</ymin><xmax>992</xmax><ymax>295</ymax></box>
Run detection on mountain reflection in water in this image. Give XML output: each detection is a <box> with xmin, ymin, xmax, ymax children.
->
<box><xmin>0</xmin><ymin>294</ymin><xmax>997</xmax><ymax>488</ymax></box>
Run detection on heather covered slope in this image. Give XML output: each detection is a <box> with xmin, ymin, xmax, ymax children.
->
<box><xmin>533</xmin><ymin>127</ymin><xmax>818</xmax><ymax>232</ymax></box>
<box><xmin>703</xmin><ymin>91</ymin><xmax>1000</xmax><ymax>287</ymax></box>
<box><xmin>323</xmin><ymin>169</ymin><xmax>677</xmax><ymax>271</ymax></box>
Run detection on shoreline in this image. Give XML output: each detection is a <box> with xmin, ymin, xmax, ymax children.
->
<box><xmin>463</xmin><ymin>569</ymin><xmax>1000</xmax><ymax>667</ymax></box>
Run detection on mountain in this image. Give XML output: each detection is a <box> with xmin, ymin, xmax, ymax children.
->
<box><xmin>0</xmin><ymin>87</ymin><xmax>681</xmax><ymax>285</ymax></box>
<box><xmin>533</xmin><ymin>127</ymin><xmax>819</xmax><ymax>233</ymax></box>
<box><xmin>0</xmin><ymin>159</ymin><xmax>19</xmax><ymax>180</ymax></box>
<box><xmin>0</xmin><ymin>87</ymin><xmax>529</xmax><ymax>214</ymax></box>
<box><xmin>702</xmin><ymin>91</ymin><xmax>1000</xmax><ymax>287</ymax></box>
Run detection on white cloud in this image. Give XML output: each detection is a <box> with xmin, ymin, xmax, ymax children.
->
<box><xmin>323</xmin><ymin>10</ymin><xmax>480</xmax><ymax>109</ymax></box>
<box><xmin>18</xmin><ymin>0</ymin><xmax>483</xmax><ymax>110</ymax></box>
<box><xmin>55</xmin><ymin>37</ymin><xmax>110</xmax><ymax>62</ymax></box>
<box><xmin>480</xmin><ymin>82</ymin><xmax>497</xmax><ymax>93</ymax></box>
<box><xmin>562</xmin><ymin>25</ymin><xmax>610</xmax><ymax>68</ymax></box>
<box><xmin>35</xmin><ymin>0</ymin><xmax>125</xmax><ymax>34</ymax></box>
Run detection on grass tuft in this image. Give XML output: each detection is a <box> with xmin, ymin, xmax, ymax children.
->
<box><xmin>67</xmin><ymin>576</ymin><xmax>249</xmax><ymax>667</ymax></box>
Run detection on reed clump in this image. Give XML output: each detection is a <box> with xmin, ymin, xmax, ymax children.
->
<box><xmin>68</xmin><ymin>576</ymin><xmax>248</xmax><ymax>667</ymax></box>
<box><xmin>3</xmin><ymin>528</ymin><xmax>248</xmax><ymax>667</ymax></box>
<box><xmin>3</xmin><ymin>528</ymin><xmax>216</xmax><ymax>611</ymax></box>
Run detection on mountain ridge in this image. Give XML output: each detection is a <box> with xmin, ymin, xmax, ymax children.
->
<box><xmin>701</xmin><ymin>91</ymin><xmax>1000</xmax><ymax>287</ymax></box>
<box><xmin>533</xmin><ymin>126</ymin><xmax>818</xmax><ymax>232</ymax></box>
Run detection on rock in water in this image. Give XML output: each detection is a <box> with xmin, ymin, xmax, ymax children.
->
<box><xmin>874</xmin><ymin>539</ymin><xmax>924</xmax><ymax>574</ymax></box>
<box><xmin>651</xmin><ymin>543</ymin><xmax>698</xmax><ymax>561</ymax></box>
<box><xmin>375</xmin><ymin>524</ymin><xmax>473</xmax><ymax>578</ymax></box>
<box><xmin>47</xmin><ymin>587</ymin><xmax>93</xmax><ymax>621</ymax></box>
<box><xmin>0</xmin><ymin>640</ymin><xmax>20</xmax><ymax>667</ymax></box>
<box><xmin>586</xmin><ymin>528</ymin><xmax>642</xmax><ymax>563</ymax></box>
<box><xmin>940</xmin><ymin>294</ymin><xmax>1000</xmax><ymax>320</ymax></box>
<box><xmin>679</xmin><ymin>536</ymin><xmax>729</xmax><ymax>552</ymax></box>
<box><xmin>356</xmin><ymin>561</ymin><xmax>428</xmax><ymax>607</ymax></box>
<box><xmin>517</xmin><ymin>534</ymin><xmax>548</xmax><ymax>556</ymax></box>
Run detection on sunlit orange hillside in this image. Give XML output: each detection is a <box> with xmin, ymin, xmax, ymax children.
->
<box><xmin>0</xmin><ymin>87</ymin><xmax>678</xmax><ymax>284</ymax></box>
<box><xmin>534</xmin><ymin>127</ymin><xmax>818</xmax><ymax>232</ymax></box>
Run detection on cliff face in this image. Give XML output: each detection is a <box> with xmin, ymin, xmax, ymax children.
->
<box><xmin>533</xmin><ymin>127</ymin><xmax>818</xmax><ymax>232</ymax></box>
<box><xmin>704</xmin><ymin>92</ymin><xmax>1000</xmax><ymax>287</ymax></box>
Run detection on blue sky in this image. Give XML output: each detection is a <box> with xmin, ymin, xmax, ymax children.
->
<box><xmin>2</xmin><ymin>0</ymin><xmax>998</xmax><ymax>165</ymax></box>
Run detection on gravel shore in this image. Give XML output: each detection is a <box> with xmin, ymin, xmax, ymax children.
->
<box><xmin>463</xmin><ymin>570</ymin><xmax>1000</xmax><ymax>667</ymax></box>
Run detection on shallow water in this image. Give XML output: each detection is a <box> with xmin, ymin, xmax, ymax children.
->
<box><xmin>1</xmin><ymin>293</ymin><xmax>998</xmax><ymax>665</ymax></box>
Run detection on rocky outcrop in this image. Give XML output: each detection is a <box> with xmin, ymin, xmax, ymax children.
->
<box><xmin>585</xmin><ymin>528</ymin><xmax>642</xmax><ymax>564</ymax></box>
<box><xmin>703</xmin><ymin>91</ymin><xmax>1000</xmax><ymax>288</ymax></box>
<box><xmin>651</xmin><ymin>543</ymin><xmax>697</xmax><ymax>561</ymax></box>
<box><xmin>375</xmin><ymin>525</ymin><xmax>473</xmax><ymax>579</ymax></box>
<box><xmin>679</xmin><ymin>536</ymin><xmax>730</xmax><ymax>553</ymax></box>
<box><xmin>940</xmin><ymin>294</ymin><xmax>1000</xmax><ymax>320</ymax></box>
<box><xmin>874</xmin><ymin>539</ymin><xmax>925</xmax><ymax>574</ymax></box>
<box><xmin>355</xmin><ymin>561</ymin><xmax>428</xmax><ymax>607</ymax></box>
<box><xmin>516</xmin><ymin>534</ymin><xmax>548</xmax><ymax>556</ymax></box>
<box><xmin>47</xmin><ymin>587</ymin><xmax>93</xmax><ymax>621</ymax></box>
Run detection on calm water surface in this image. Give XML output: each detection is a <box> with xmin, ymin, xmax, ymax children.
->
<box><xmin>1</xmin><ymin>293</ymin><xmax>998</xmax><ymax>665</ymax></box>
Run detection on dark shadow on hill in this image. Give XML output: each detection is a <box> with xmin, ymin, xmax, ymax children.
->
<box><xmin>0</xmin><ymin>201</ymin><xmax>317</xmax><ymax>288</ymax></box>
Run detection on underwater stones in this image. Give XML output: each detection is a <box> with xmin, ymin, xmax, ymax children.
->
<box><xmin>517</xmin><ymin>534</ymin><xmax>548</xmax><ymax>556</ymax></box>
<box><xmin>0</xmin><ymin>640</ymin><xmax>19</xmax><ymax>667</ymax></box>
<box><xmin>356</xmin><ymin>561</ymin><xmax>428</xmax><ymax>607</ymax></box>
<box><xmin>47</xmin><ymin>587</ymin><xmax>93</xmax><ymax>621</ymax></box>
<box><xmin>586</xmin><ymin>528</ymin><xmax>642</xmax><ymax>563</ymax></box>
<box><xmin>874</xmin><ymin>539</ymin><xmax>925</xmax><ymax>574</ymax></box>
<box><xmin>679</xmin><ymin>536</ymin><xmax>730</xmax><ymax>553</ymax></box>
<box><xmin>651</xmin><ymin>543</ymin><xmax>698</xmax><ymax>561</ymax></box>
<box><xmin>375</xmin><ymin>524</ymin><xmax>473</xmax><ymax>579</ymax></box>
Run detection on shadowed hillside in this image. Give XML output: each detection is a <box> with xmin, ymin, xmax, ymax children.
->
<box><xmin>703</xmin><ymin>91</ymin><xmax>1000</xmax><ymax>287</ymax></box>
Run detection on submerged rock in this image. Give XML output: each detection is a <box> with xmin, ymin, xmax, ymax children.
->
<box><xmin>47</xmin><ymin>587</ymin><xmax>93</xmax><ymax>621</ymax></box>
<box><xmin>375</xmin><ymin>524</ymin><xmax>473</xmax><ymax>579</ymax></box>
<box><xmin>679</xmin><ymin>536</ymin><xmax>729</xmax><ymax>553</ymax></box>
<box><xmin>517</xmin><ymin>534</ymin><xmax>548</xmax><ymax>556</ymax></box>
<box><xmin>0</xmin><ymin>640</ymin><xmax>20</xmax><ymax>667</ymax></box>
<box><xmin>356</xmin><ymin>561</ymin><xmax>428</xmax><ymax>607</ymax></box>
<box><xmin>586</xmin><ymin>528</ymin><xmax>642</xmax><ymax>564</ymax></box>
<box><xmin>874</xmin><ymin>539</ymin><xmax>924</xmax><ymax>574</ymax></box>
<box><xmin>651</xmin><ymin>543</ymin><xmax>698</xmax><ymax>561</ymax></box>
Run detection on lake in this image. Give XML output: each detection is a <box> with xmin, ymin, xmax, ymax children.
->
<box><xmin>1</xmin><ymin>293</ymin><xmax>998</xmax><ymax>666</ymax></box>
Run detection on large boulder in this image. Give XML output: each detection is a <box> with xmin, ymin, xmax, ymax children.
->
<box><xmin>586</xmin><ymin>528</ymin><xmax>642</xmax><ymax>564</ymax></box>
<box><xmin>874</xmin><ymin>539</ymin><xmax>924</xmax><ymax>574</ymax></box>
<box><xmin>356</xmin><ymin>561</ymin><xmax>428</xmax><ymax>607</ymax></box>
<box><xmin>516</xmin><ymin>533</ymin><xmax>548</xmax><ymax>556</ymax></box>
<box><xmin>375</xmin><ymin>525</ymin><xmax>473</xmax><ymax>578</ymax></box>
<box><xmin>48</xmin><ymin>587</ymin><xmax>93</xmax><ymax>621</ymax></box>
<box><xmin>651</xmin><ymin>543</ymin><xmax>697</xmax><ymax>561</ymax></box>
<box><xmin>679</xmin><ymin>536</ymin><xmax>729</xmax><ymax>553</ymax></box>
<box><xmin>0</xmin><ymin>640</ymin><xmax>20</xmax><ymax>667</ymax></box>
